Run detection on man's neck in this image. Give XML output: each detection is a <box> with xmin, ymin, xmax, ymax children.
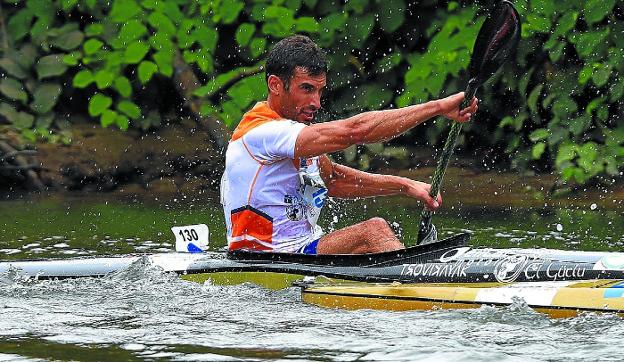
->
<box><xmin>266</xmin><ymin>96</ymin><xmax>284</xmax><ymax>119</ymax></box>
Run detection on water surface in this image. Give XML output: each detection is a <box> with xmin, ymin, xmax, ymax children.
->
<box><xmin>1</xmin><ymin>194</ymin><xmax>623</xmax><ymax>361</ymax></box>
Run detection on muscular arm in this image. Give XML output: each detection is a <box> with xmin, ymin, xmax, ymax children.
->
<box><xmin>294</xmin><ymin>93</ymin><xmax>477</xmax><ymax>159</ymax></box>
<box><xmin>318</xmin><ymin>156</ymin><xmax>441</xmax><ymax>209</ymax></box>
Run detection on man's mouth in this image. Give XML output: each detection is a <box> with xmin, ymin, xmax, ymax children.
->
<box><xmin>301</xmin><ymin>109</ymin><xmax>316</xmax><ymax>121</ymax></box>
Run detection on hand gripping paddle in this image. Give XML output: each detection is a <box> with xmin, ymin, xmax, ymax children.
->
<box><xmin>416</xmin><ymin>1</ymin><xmax>521</xmax><ymax>245</ymax></box>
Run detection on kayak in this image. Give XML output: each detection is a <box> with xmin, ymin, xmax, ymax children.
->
<box><xmin>2</xmin><ymin>232</ymin><xmax>624</xmax><ymax>317</ymax></box>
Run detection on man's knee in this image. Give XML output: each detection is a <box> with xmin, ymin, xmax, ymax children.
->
<box><xmin>367</xmin><ymin>217</ymin><xmax>392</xmax><ymax>232</ymax></box>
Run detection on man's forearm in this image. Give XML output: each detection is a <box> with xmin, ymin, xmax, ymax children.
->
<box><xmin>343</xmin><ymin>101</ymin><xmax>441</xmax><ymax>145</ymax></box>
<box><xmin>325</xmin><ymin>163</ymin><xmax>407</xmax><ymax>199</ymax></box>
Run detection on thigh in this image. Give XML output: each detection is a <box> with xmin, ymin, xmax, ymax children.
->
<box><xmin>316</xmin><ymin>218</ymin><xmax>402</xmax><ymax>254</ymax></box>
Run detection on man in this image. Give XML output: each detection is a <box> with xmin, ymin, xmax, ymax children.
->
<box><xmin>221</xmin><ymin>35</ymin><xmax>478</xmax><ymax>255</ymax></box>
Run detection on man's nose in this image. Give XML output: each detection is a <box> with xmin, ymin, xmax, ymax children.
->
<box><xmin>310</xmin><ymin>94</ymin><xmax>321</xmax><ymax>109</ymax></box>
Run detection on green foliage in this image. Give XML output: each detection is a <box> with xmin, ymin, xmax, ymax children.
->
<box><xmin>1</xmin><ymin>0</ymin><xmax>622</xmax><ymax>186</ymax></box>
<box><xmin>496</xmin><ymin>0</ymin><xmax>624</xmax><ymax>186</ymax></box>
<box><xmin>0</xmin><ymin>3</ymin><xmax>77</xmax><ymax>143</ymax></box>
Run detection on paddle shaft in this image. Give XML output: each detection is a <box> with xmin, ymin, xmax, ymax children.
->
<box><xmin>417</xmin><ymin>83</ymin><xmax>478</xmax><ymax>244</ymax></box>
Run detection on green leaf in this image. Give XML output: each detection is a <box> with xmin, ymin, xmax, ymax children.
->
<box><xmin>95</xmin><ymin>70</ymin><xmax>114</xmax><ymax>89</ymax></box>
<box><xmin>176</xmin><ymin>20</ymin><xmax>195</xmax><ymax>49</ymax></box>
<box><xmin>12</xmin><ymin>111</ymin><xmax>36</xmax><ymax>130</ymax></box>
<box><xmin>585</xmin><ymin>96</ymin><xmax>605</xmax><ymax>115</ymax></box>
<box><xmin>592</xmin><ymin>66</ymin><xmax>611</xmax><ymax>87</ymax></box>
<box><xmin>578</xmin><ymin>64</ymin><xmax>593</xmax><ymax>85</ymax></box>
<box><xmin>118</xmin><ymin>100</ymin><xmax>141</xmax><ymax>119</ymax></box>
<box><xmin>526</xmin><ymin>14</ymin><xmax>551</xmax><ymax>33</ymax></box>
<box><xmin>100</xmin><ymin>109</ymin><xmax>118</xmax><ymax>127</ymax></box>
<box><xmin>85</xmin><ymin>23</ymin><xmax>104</xmax><ymax>36</ymax></box>
<box><xmin>31</xmin><ymin>83</ymin><xmax>62</xmax><ymax>114</ymax></box>
<box><xmin>531</xmin><ymin>142</ymin><xmax>546</xmax><ymax>159</ymax></box>
<box><xmin>138</xmin><ymin>61</ymin><xmax>158</xmax><ymax>84</ymax></box>
<box><xmin>235</xmin><ymin>23</ymin><xmax>255</xmax><ymax>47</ymax></box>
<box><xmin>84</xmin><ymin>39</ymin><xmax>104</xmax><ymax>55</ymax></box>
<box><xmin>0</xmin><ymin>58</ymin><xmax>27</xmax><ymax>79</ymax></box>
<box><xmin>195</xmin><ymin>49</ymin><xmax>214</xmax><ymax>73</ymax></box>
<box><xmin>531</xmin><ymin>0</ymin><xmax>556</xmax><ymax>17</ymax></box>
<box><xmin>227</xmin><ymin>74</ymin><xmax>266</xmax><ymax>109</ymax></box>
<box><xmin>609</xmin><ymin>79</ymin><xmax>624</xmax><ymax>102</ymax></box>
<box><xmin>321</xmin><ymin>13</ymin><xmax>347</xmax><ymax>30</ymax></box>
<box><xmin>571</xmin><ymin>29</ymin><xmax>609</xmax><ymax>57</ymax></box>
<box><xmin>49</xmin><ymin>30</ymin><xmax>84</xmax><ymax>51</ymax></box>
<box><xmin>345</xmin><ymin>0</ymin><xmax>368</xmax><ymax>14</ymax></box>
<box><xmin>88</xmin><ymin>93</ymin><xmax>113</xmax><ymax>116</ymax></box>
<box><xmin>552</xmin><ymin>96</ymin><xmax>578</xmax><ymax>118</ymax></box>
<box><xmin>115</xmin><ymin>114</ymin><xmax>130</xmax><ymax>130</ymax></box>
<box><xmin>36</xmin><ymin>55</ymin><xmax>68</xmax><ymax>80</ymax></box>
<box><xmin>148</xmin><ymin>12</ymin><xmax>176</xmax><ymax>35</ymax></box>
<box><xmin>7</xmin><ymin>9</ymin><xmax>34</xmax><ymax>43</ymax></box>
<box><xmin>63</xmin><ymin>52</ymin><xmax>82</xmax><ymax>66</ymax></box>
<box><xmin>191</xmin><ymin>26</ymin><xmax>218</xmax><ymax>52</ymax></box>
<box><xmin>162</xmin><ymin>1</ymin><xmax>183</xmax><ymax>23</ymax></box>
<box><xmin>149</xmin><ymin>32</ymin><xmax>175</xmax><ymax>54</ymax></box>
<box><xmin>118</xmin><ymin>20</ymin><xmax>148</xmax><ymax>45</ymax></box>
<box><xmin>113</xmin><ymin>76</ymin><xmax>132</xmax><ymax>97</ymax></box>
<box><xmin>529</xmin><ymin>128</ymin><xmax>550</xmax><ymax>142</ymax></box>
<box><xmin>0</xmin><ymin>77</ymin><xmax>28</xmax><ymax>103</ymax></box>
<box><xmin>377</xmin><ymin>0</ymin><xmax>405</xmax><ymax>33</ymax></box>
<box><xmin>344</xmin><ymin>14</ymin><xmax>375</xmax><ymax>48</ymax></box>
<box><xmin>569</xmin><ymin>115</ymin><xmax>591</xmax><ymax>136</ymax></box>
<box><xmin>0</xmin><ymin>103</ymin><xmax>34</xmax><ymax>129</ymax></box>
<box><xmin>217</xmin><ymin>0</ymin><xmax>244</xmax><ymax>24</ymax></box>
<box><xmin>375</xmin><ymin>52</ymin><xmax>402</xmax><ymax>74</ymax></box>
<box><xmin>153</xmin><ymin>51</ymin><xmax>173</xmax><ymax>76</ymax></box>
<box><xmin>109</xmin><ymin>0</ymin><xmax>141</xmax><ymax>23</ymax></box>
<box><xmin>597</xmin><ymin>107</ymin><xmax>609</xmax><ymax>123</ymax></box>
<box><xmin>554</xmin><ymin>12</ymin><xmax>578</xmax><ymax>37</ymax></box>
<box><xmin>249</xmin><ymin>38</ymin><xmax>266</xmax><ymax>58</ymax></box>
<box><xmin>527</xmin><ymin>84</ymin><xmax>543</xmax><ymax>113</ymax></box>
<box><xmin>555</xmin><ymin>143</ymin><xmax>577</xmax><ymax>168</ymax></box>
<box><xmin>124</xmin><ymin>41</ymin><xmax>150</xmax><ymax>64</ymax></box>
<box><xmin>584</xmin><ymin>0</ymin><xmax>616</xmax><ymax>25</ymax></box>
<box><xmin>35</xmin><ymin>113</ymin><xmax>55</xmax><ymax>129</ymax></box>
<box><xmin>577</xmin><ymin>142</ymin><xmax>598</xmax><ymax>162</ymax></box>
<box><xmin>295</xmin><ymin>17</ymin><xmax>319</xmax><ymax>33</ymax></box>
<box><xmin>73</xmin><ymin>70</ymin><xmax>94</xmax><ymax>88</ymax></box>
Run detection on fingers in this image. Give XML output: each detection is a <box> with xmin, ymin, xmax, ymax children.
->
<box><xmin>456</xmin><ymin>97</ymin><xmax>479</xmax><ymax>122</ymax></box>
<box><xmin>422</xmin><ymin>191</ymin><xmax>442</xmax><ymax>211</ymax></box>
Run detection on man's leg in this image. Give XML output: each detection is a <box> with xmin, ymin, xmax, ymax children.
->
<box><xmin>316</xmin><ymin>217</ymin><xmax>404</xmax><ymax>254</ymax></box>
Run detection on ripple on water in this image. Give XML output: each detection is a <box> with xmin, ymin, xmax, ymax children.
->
<box><xmin>1</xmin><ymin>261</ymin><xmax>624</xmax><ymax>361</ymax></box>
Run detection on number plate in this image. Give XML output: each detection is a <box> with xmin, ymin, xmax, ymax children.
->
<box><xmin>171</xmin><ymin>224</ymin><xmax>209</xmax><ymax>253</ymax></box>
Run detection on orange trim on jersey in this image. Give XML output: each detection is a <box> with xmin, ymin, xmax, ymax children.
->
<box><xmin>247</xmin><ymin>164</ymin><xmax>264</xmax><ymax>203</ymax></box>
<box><xmin>241</xmin><ymin>138</ymin><xmax>268</xmax><ymax>165</ymax></box>
<box><xmin>231</xmin><ymin>102</ymin><xmax>284</xmax><ymax>142</ymax></box>
<box><xmin>229</xmin><ymin>206</ymin><xmax>273</xmax><ymax>251</ymax></box>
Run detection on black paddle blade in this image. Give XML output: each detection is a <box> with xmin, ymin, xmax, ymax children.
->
<box><xmin>468</xmin><ymin>0</ymin><xmax>521</xmax><ymax>88</ymax></box>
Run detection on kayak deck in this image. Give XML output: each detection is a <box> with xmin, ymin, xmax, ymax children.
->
<box><xmin>301</xmin><ymin>279</ymin><xmax>624</xmax><ymax>318</ymax></box>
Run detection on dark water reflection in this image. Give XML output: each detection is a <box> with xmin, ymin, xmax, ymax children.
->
<box><xmin>1</xmin><ymin>194</ymin><xmax>623</xmax><ymax>361</ymax></box>
<box><xmin>1</xmin><ymin>194</ymin><xmax>623</xmax><ymax>260</ymax></box>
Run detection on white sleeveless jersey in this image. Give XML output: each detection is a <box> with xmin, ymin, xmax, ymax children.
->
<box><xmin>220</xmin><ymin>102</ymin><xmax>327</xmax><ymax>252</ymax></box>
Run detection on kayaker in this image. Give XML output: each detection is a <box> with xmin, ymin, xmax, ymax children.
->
<box><xmin>221</xmin><ymin>35</ymin><xmax>478</xmax><ymax>255</ymax></box>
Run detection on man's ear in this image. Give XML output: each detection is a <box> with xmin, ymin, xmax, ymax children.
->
<box><xmin>267</xmin><ymin>75</ymin><xmax>283</xmax><ymax>95</ymax></box>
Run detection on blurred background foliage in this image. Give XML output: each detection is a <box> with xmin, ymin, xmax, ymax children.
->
<box><xmin>0</xmin><ymin>0</ymin><xmax>622</xmax><ymax>187</ymax></box>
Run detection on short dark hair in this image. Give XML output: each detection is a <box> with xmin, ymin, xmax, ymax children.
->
<box><xmin>265</xmin><ymin>35</ymin><xmax>328</xmax><ymax>89</ymax></box>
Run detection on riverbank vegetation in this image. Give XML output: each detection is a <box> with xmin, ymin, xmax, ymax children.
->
<box><xmin>0</xmin><ymin>0</ymin><xmax>622</xmax><ymax>193</ymax></box>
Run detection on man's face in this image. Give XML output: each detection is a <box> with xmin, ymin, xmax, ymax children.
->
<box><xmin>275</xmin><ymin>67</ymin><xmax>326</xmax><ymax>124</ymax></box>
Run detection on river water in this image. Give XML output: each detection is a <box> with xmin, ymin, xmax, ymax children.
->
<box><xmin>1</xmin><ymin>194</ymin><xmax>623</xmax><ymax>361</ymax></box>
